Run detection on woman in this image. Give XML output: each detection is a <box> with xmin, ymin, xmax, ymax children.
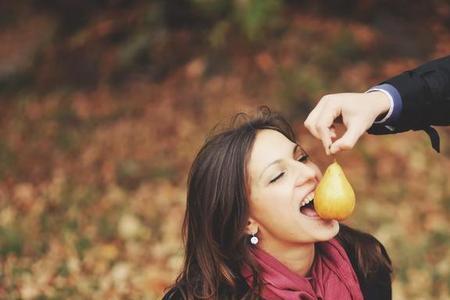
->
<box><xmin>163</xmin><ymin>107</ymin><xmax>392</xmax><ymax>300</ymax></box>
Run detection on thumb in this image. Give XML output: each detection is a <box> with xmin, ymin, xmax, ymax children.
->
<box><xmin>329</xmin><ymin>126</ymin><xmax>364</xmax><ymax>154</ymax></box>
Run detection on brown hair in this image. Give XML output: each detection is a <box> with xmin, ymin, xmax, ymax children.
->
<box><xmin>164</xmin><ymin>106</ymin><xmax>391</xmax><ymax>299</ymax></box>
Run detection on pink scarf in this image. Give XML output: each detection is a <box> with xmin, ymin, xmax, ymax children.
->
<box><xmin>242</xmin><ymin>238</ymin><xmax>364</xmax><ymax>300</ymax></box>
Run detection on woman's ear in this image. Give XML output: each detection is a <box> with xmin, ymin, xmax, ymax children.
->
<box><xmin>245</xmin><ymin>218</ymin><xmax>258</xmax><ymax>235</ymax></box>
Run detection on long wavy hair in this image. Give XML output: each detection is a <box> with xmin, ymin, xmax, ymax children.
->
<box><xmin>165</xmin><ymin>107</ymin><xmax>391</xmax><ymax>300</ymax></box>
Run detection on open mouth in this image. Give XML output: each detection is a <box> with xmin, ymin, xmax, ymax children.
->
<box><xmin>299</xmin><ymin>191</ymin><xmax>319</xmax><ymax>218</ymax></box>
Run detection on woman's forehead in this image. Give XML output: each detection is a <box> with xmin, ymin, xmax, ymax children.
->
<box><xmin>248</xmin><ymin>130</ymin><xmax>297</xmax><ymax>172</ymax></box>
<box><xmin>253</xmin><ymin>129</ymin><xmax>296</xmax><ymax>153</ymax></box>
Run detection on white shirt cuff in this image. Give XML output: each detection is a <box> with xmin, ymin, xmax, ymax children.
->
<box><xmin>366</xmin><ymin>88</ymin><xmax>394</xmax><ymax>124</ymax></box>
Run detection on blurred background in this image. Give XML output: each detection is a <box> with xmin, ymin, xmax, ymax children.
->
<box><xmin>0</xmin><ymin>0</ymin><xmax>449</xmax><ymax>299</ymax></box>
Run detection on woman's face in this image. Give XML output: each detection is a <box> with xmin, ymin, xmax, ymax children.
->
<box><xmin>246</xmin><ymin>129</ymin><xmax>339</xmax><ymax>249</ymax></box>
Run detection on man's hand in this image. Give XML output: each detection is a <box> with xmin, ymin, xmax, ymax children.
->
<box><xmin>304</xmin><ymin>91</ymin><xmax>391</xmax><ymax>155</ymax></box>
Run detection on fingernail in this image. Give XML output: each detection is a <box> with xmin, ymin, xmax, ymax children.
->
<box><xmin>329</xmin><ymin>146</ymin><xmax>335</xmax><ymax>154</ymax></box>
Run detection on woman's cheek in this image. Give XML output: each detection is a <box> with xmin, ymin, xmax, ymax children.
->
<box><xmin>277</xmin><ymin>181</ymin><xmax>295</xmax><ymax>199</ymax></box>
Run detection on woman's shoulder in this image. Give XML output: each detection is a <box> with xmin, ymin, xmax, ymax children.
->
<box><xmin>161</xmin><ymin>280</ymin><xmax>250</xmax><ymax>300</ymax></box>
<box><xmin>337</xmin><ymin>223</ymin><xmax>392</xmax><ymax>300</ymax></box>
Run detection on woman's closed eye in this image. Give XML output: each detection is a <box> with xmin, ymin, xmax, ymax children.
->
<box><xmin>269</xmin><ymin>154</ymin><xmax>310</xmax><ymax>183</ymax></box>
<box><xmin>270</xmin><ymin>172</ymin><xmax>285</xmax><ymax>183</ymax></box>
<box><xmin>297</xmin><ymin>153</ymin><xmax>309</xmax><ymax>163</ymax></box>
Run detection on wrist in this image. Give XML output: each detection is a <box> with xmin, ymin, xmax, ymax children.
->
<box><xmin>366</xmin><ymin>91</ymin><xmax>391</xmax><ymax>121</ymax></box>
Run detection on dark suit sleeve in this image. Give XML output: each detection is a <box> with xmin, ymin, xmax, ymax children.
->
<box><xmin>368</xmin><ymin>55</ymin><xmax>450</xmax><ymax>151</ymax></box>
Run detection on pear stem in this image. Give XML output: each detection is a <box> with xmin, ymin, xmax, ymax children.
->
<box><xmin>331</xmin><ymin>154</ymin><xmax>337</xmax><ymax>163</ymax></box>
<box><xmin>328</xmin><ymin>144</ymin><xmax>337</xmax><ymax>163</ymax></box>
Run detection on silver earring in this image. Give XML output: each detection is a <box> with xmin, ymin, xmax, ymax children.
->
<box><xmin>250</xmin><ymin>233</ymin><xmax>259</xmax><ymax>245</ymax></box>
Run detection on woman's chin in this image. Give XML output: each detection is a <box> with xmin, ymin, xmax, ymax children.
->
<box><xmin>312</xmin><ymin>219</ymin><xmax>340</xmax><ymax>242</ymax></box>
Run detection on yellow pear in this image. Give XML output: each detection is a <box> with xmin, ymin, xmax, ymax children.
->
<box><xmin>314</xmin><ymin>161</ymin><xmax>355</xmax><ymax>221</ymax></box>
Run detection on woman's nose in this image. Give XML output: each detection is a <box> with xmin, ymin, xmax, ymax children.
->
<box><xmin>293</xmin><ymin>162</ymin><xmax>317</xmax><ymax>187</ymax></box>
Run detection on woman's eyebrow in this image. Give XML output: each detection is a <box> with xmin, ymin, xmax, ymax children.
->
<box><xmin>259</xmin><ymin>143</ymin><xmax>299</xmax><ymax>180</ymax></box>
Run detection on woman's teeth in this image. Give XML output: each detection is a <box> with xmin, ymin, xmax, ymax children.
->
<box><xmin>299</xmin><ymin>191</ymin><xmax>320</xmax><ymax>218</ymax></box>
<box><xmin>300</xmin><ymin>191</ymin><xmax>315</xmax><ymax>207</ymax></box>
